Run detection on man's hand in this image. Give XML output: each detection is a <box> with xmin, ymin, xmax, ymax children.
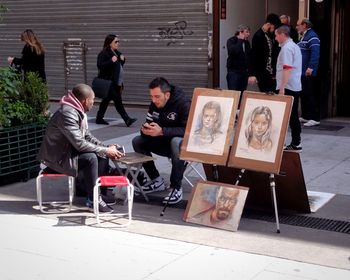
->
<box><xmin>106</xmin><ymin>145</ymin><xmax>124</xmax><ymax>160</ymax></box>
<box><xmin>305</xmin><ymin>68</ymin><xmax>313</xmax><ymax>76</ymax></box>
<box><xmin>248</xmin><ymin>76</ymin><xmax>257</xmax><ymax>84</ymax></box>
<box><xmin>141</xmin><ymin>122</ymin><xmax>163</xmax><ymax>137</ymax></box>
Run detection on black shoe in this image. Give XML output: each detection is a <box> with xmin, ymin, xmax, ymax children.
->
<box><xmin>96</xmin><ymin>118</ymin><xmax>109</xmax><ymax>125</ymax></box>
<box><xmin>284</xmin><ymin>143</ymin><xmax>302</xmax><ymax>152</ymax></box>
<box><xmin>125</xmin><ymin>117</ymin><xmax>137</xmax><ymax>127</ymax></box>
<box><xmin>101</xmin><ymin>194</ymin><xmax>117</xmax><ymax>206</ymax></box>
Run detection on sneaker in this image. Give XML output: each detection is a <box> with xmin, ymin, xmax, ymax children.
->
<box><xmin>303</xmin><ymin>120</ymin><xmax>320</xmax><ymax>127</ymax></box>
<box><xmin>141</xmin><ymin>177</ymin><xmax>166</xmax><ymax>194</ymax></box>
<box><xmin>162</xmin><ymin>188</ymin><xmax>183</xmax><ymax>204</ymax></box>
<box><xmin>101</xmin><ymin>193</ymin><xmax>117</xmax><ymax>206</ymax></box>
<box><xmin>299</xmin><ymin>117</ymin><xmax>309</xmax><ymax>123</ymax></box>
<box><xmin>86</xmin><ymin>196</ymin><xmax>114</xmax><ymax>213</ymax></box>
<box><xmin>284</xmin><ymin>143</ymin><xmax>302</xmax><ymax>152</ymax></box>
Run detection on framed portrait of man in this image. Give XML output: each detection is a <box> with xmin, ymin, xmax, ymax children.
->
<box><xmin>180</xmin><ymin>88</ymin><xmax>240</xmax><ymax>165</ymax></box>
<box><xmin>183</xmin><ymin>180</ymin><xmax>249</xmax><ymax>232</ymax></box>
<box><xmin>228</xmin><ymin>91</ymin><xmax>293</xmax><ymax>174</ymax></box>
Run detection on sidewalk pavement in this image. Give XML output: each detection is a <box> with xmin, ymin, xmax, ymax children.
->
<box><xmin>0</xmin><ymin>103</ymin><xmax>349</xmax><ymax>279</ymax></box>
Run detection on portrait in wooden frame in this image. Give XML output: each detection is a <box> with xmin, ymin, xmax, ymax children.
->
<box><xmin>180</xmin><ymin>88</ymin><xmax>240</xmax><ymax>165</ymax></box>
<box><xmin>183</xmin><ymin>180</ymin><xmax>249</xmax><ymax>232</ymax></box>
<box><xmin>228</xmin><ymin>91</ymin><xmax>293</xmax><ymax>174</ymax></box>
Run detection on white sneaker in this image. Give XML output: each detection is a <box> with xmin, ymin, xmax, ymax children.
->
<box><xmin>299</xmin><ymin>117</ymin><xmax>309</xmax><ymax>123</ymax></box>
<box><xmin>162</xmin><ymin>188</ymin><xmax>183</xmax><ymax>204</ymax></box>
<box><xmin>141</xmin><ymin>177</ymin><xmax>166</xmax><ymax>194</ymax></box>
<box><xmin>303</xmin><ymin>120</ymin><xmax>320</xmax><ymax>127</ymax></box>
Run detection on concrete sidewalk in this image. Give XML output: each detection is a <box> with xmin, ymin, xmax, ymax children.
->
<box><xmin>0</xmin><ymin>103</ymin><xmax>349</xmax><ymax>279</ymax></box>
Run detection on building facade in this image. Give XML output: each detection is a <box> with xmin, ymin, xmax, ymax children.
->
<box><xmin>0</xmin><ymin>0</ymin><xmax>348</xmax><ymax>117</ymax></box>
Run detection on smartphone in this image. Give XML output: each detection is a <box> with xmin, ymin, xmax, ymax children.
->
<box><xmin>117</xmin><ymin>146</ymin><xmax>125</xmax><ymax>153</ymax></box>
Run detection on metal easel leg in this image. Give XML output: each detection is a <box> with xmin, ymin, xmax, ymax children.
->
<box><xmin>160</xmin><ymin>187</ymin><xmax>176</xmax><ymax>216</ymax></box>
<box><xmin>234</xmin><ymin>169</ymin><xmax>246</xmax><ymax>185</ymax></box>
<box><xmin>269</xmin><ymin>173</ymin><xmax>281</xmax><ymax>233</ymax></box>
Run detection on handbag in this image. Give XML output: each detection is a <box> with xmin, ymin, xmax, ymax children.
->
<box><xmin>91</xmin><ymin>77</ymin><xmax>112</xmax><ymax>99</ymax></box>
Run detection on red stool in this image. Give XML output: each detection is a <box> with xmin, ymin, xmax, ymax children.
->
<box><xmin>36</xmin><ymin>169</ymin><xmax>75</xmax><ymax>213</ymax></box>
<box><xmin>93</xmin><ymin>176</ymin><xmax>134</xmax><ymax>227</ymax></box>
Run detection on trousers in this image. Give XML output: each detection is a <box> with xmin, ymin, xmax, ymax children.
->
<box><xmin>132</xmin><ymin>135</ymin><xmax>186</xmax><ymax>190</ymax></box>
<box><xmin>77</xmin><ymin>153</ymin><xmax>109</xmax><ymax>199</ymax></box>
<box><xmin>285</xmin><ymin>89</ymin><xmax>302</xmax><ymax>146</ymax></box>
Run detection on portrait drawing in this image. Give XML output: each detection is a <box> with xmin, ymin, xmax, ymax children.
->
<box><xmin>181</xmin><ymin>88</ymin><xmax>240</xmax><ymax>165</ymax></box>
<box><xmin>183</xmin><ymin>181</ymin><xmax>249</xmax><ymax>232</ymax></box>
<box><xmin>228</xmin><ymin>91</ymin><xmax>293</xmax><ymax>174</ymax></box>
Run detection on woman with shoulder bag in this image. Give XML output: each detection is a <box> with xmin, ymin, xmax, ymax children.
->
<box><xmin>95</xmin><ymin>34</ymin><xmax>137</xmax><ymax>126</ymax></box>
<box><xmin>7</xmin><ymin>29</ymin><xmax>46</xmax><ymax>82</ymax></box>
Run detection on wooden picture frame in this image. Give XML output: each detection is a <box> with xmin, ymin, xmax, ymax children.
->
<box><xmin>228</xmin><ymin>91</ymin><xmax>293</xmax><ymax>174</ymax></box>
<box><xmin>180</xmin><ymin>88</ymin><xmax>240</xmax><ymax>165</ymax></box>
<box><xmin>183</xmin><ymin>180</ymin><xmax>249</xmax><ymax>232</ymax></box>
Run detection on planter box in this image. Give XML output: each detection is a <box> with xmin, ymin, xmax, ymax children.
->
<box><xmin>0</xmin><ymin>123</ymin><xmax>46</xmax><ymax>180</ymax></box>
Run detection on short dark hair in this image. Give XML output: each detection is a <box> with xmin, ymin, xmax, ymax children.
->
<box><xmin>149</xmin><ymin>77</ymin><xmax>171</xmax><ymax>93</ymax></box>
<box><xmin>276</xmin><ymin>25</ymin><xmax>291</xmax><ymax>37</ymax></box>
<box><xmin>266</xmin><ymin>13</ymin><xmax>281</xmax><ymax>27</ymax></box>
<box><xmin>72</xmin><ymin>84</ymin><xmax>93</xmax><ymax>102</ymax></box>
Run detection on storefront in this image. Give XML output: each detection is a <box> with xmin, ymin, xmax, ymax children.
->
<box><xmin>0</xmin><ymin>0</ymin><xmax>348</xmax><ymax>117</ymax></box>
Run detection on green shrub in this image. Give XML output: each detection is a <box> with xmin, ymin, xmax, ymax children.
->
<box><xmin>0</xmin><ymin>67</ymin><xmax>49</xmax><ymax>128</ymax></box>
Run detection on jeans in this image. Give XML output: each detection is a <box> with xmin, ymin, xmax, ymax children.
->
<box><xmin>77</xmin><ymin>153</ymin><xmax>109</xmax><ymax>200</ymax></box>
<box><xmin>226</xmin><ymin>70</ymin><xmax>248</xmax><ymax>108</ymax></box>
<box><xmin>285</xmin><ymin>89</ymin><xmax>301</xmax><ymax>146</ymax></box>
<box><xmin>132</xmin><ymin>135</ymin><xmax>186</xmax><ymax>190</ymax></box>
<box><xmin>300</xmin><ymin>76</ymin><xmax>320</xmax><ymax>121</ymax></box>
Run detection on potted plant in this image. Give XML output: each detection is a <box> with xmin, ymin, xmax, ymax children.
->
<box><xmin>0</xmin><ymin>66</ymin><xmax>49</xmax><ymax>181</ymax></box>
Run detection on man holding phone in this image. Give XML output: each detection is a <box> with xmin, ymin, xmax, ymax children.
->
<box><xmin>132</xmin><ymin>77</ymin><xmax>190</xmax><ymax>204</ymax></box>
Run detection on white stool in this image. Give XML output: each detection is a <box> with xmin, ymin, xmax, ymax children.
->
<box><xmin>93</xmin><ymin>176</ymin><xmax>134</xmax><ymax>227</ymax></box>
<box><xmin>36</xmin><ymin>169</ymin><xmax>75</xmax><ymax>213</ymax></box>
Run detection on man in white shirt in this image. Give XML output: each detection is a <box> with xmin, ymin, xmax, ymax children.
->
<box><xmin>275</xmin><ymin>25</ymin><xmax>303</xmax><ymax>151</ymax></box>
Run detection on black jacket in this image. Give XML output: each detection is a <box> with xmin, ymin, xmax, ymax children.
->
<box><xmin>249</xmin><ymin>28</ymin><xmax>280</xmax><ymax>77</ymax></box>
<box><xmin>226</xmin><ymin>36</ymin><xmax>250</xmax><ymax>71</ymax></box>
<box><xmin>97</xmin><ymin>48</ymin><xmax>125</xmax><ymax>83</ymax></box>
<box><xmin>37</xmin><ymin>103</ymin><xmax>107</xmax><ymax>177</ymax></box>
<box><xmin>143</xmin><ymin>85</ymin><xmax>190</xmax><ymax>139</ymax></box>
<box><xmin>13</xmin><ymin>44</ymin><xmax>46</xmax><ymax>81</ymax></box>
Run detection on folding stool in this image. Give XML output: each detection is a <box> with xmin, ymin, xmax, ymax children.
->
<box><xmin>36</xmin><ymin>168</ymin><xmax>75</xmax><ymax>213</ymax></box>
<box><xmin>93</xmin><ymin>176</ymin><xmax>134</xmax><ymax>227</ymax></box>
<box><xmin>183</xmin><ymin>161</ymin><xmax>206</xmax><ymax>187</ymax></box>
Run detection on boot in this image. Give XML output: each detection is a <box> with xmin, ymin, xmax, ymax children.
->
<box><xmin>96</xmin><ymin>111</ymin><xmax>109</xmax><ymax>125</ymax></box>
<box><xmin>123</xmin><ymin>115</ymin><xmax>137</xmax><ymax>127</ymax></box>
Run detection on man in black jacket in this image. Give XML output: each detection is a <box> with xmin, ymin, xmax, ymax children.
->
<box><xmin>38</xmin><ymin>84</ymin><xmax>124</xmax><ymax>212</ymax></box>
<box><xmin>248</xmin><ymin>13</ymin><xmax>281</xmax><ymax>93</ymax></box>
<box><xmin>132</xmin><ymin>77</ymin><xmax>190</xmax><ymax>204</ymax></box>
<box><xmin>226</xmin><ymin>24</ymin><xmax>251</xmax><ymax>107</ymax></box>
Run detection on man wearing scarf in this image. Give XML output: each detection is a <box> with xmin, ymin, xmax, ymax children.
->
<box><xmin>38</xmin><ymin>84</ymin><xmax>124</xmax><ymax>212</ymax></box>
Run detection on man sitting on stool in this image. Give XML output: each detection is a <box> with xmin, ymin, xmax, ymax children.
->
<box><xmin>38</xmin><ymin>84</ymin><xmax>125</xmax><ymax>212</ymax></box>
<box><xmin>132</xmin><ymin>77</ymin><xmax>190</xmax><ymax>204</ymax></box>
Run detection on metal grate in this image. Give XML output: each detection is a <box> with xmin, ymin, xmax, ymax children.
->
<box><xmin>243</xmin><ymin>210</ymin><xmax>350</xmax><ymax>234</ymax></box>
<box><xmin>142</xmin><ymin>195</ymin><xmax>350</xmax><ymax>234</ymax></box>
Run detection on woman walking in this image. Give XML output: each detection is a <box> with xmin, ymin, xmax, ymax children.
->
<box><xmin>95</xmin><ymin>34</ymin><xmax>137</xmax><ymax>126</ymax></box>
<box><xmin>8</xmin><ymin>29</ymin><xmax>46</xmax><ymax>82</ymax></box>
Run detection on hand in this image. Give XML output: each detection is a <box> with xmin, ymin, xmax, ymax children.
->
<box><xmin>305</xmin><ymin>68</ymin><xmax>313</xmax><ymax>76</ymax></box>
<box><xmin>106</xmin><ymin>145</ymin><xmax>124</xmax><ymax>160</ymax></box>
<box><xmin>119</xmin><ymin>54</ymin><xmax>125</xmax><ymax>61</ymax></box>
<box><xmin>7</xmin><ymin>56</ymin><xmax>14</xmax><ymax>65</ymax></box>
<box><xmin>112</xmin><ymin>55</ymin><xmax>118</xmax><ymax>62</ymax></box>
<box><xmin>279</xmin><ymin>88</ymin><xmax>285</xmax><ymax>95</ymax></box>
<box><xmin>248</xmin><ymin>76</ymin><xmax>257</xmax><ymax>85</ymax></box>
<box><xmin>141</xmin><ymin>122</ymin><xmax>163</xmax><ymax>137</ymax></box>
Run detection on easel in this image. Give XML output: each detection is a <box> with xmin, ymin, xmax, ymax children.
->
<box><xmin>203</xmin><ymin>151</ymin><xmax>310</xmax><ymax>233</ymax></box>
